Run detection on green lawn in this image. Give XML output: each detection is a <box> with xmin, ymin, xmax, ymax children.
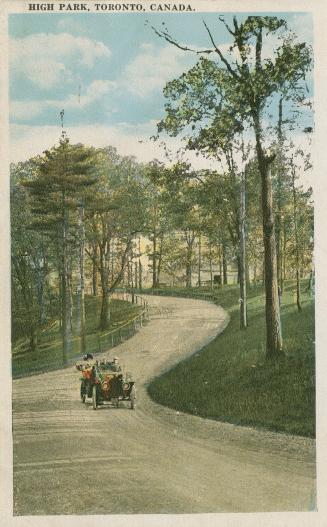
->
<box><xmin>12</xmin><ymin>296</ymin><xmax>142</xmax><ymax>378</ymax></box>
<box><xmin>147</xmin><ymin>282</ymin><xmax>315</xmax><ymax>437</ymax></box>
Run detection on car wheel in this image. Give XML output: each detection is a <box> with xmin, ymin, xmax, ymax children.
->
<box><xmin>130</xmin><ymin>386</ymin><xmax>136</xmax><ymax>410</ymax></box>
<box><xmin>92</xmin><ymin>385</ymin><xmax>97</xmax><ymax>410</ymax></box>
<box><xmin>80</xmin><ymin>382</ymin><xmax>86</xmax><ymax>403</ymax></box>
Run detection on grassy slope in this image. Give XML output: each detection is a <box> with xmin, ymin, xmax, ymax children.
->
<box><xmin>12</xmin><ymin>297</ymin><xmax>141</xmax><ymax>377</ymax></box>
<box><xmin>147</xmin><ymin>283</ymin><xmax>315</xmax><ymax>437</ymax></box>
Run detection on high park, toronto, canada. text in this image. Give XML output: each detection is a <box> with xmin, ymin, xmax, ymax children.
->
<box><xmin>28</xmin><ymin>3</ymin><xmax>194</xmax><ymax>11</ymax></box>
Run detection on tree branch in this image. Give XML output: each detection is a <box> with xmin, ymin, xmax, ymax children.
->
<box><xmin>150</xmin><ymin>25</ymin><xmax>213</xmax><ymax>55</ymax></box>
<box><xmin>202</xmin><ymin>20</ymin><xmax>240</xmax><ymax>80</ymax></box>
<box><xmin>219</xmin><ymin>16</ymin><xmax>235</xmax><ymax>36</ymax></box>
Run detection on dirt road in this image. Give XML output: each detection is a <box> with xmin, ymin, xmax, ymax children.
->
<box><xmin>12</xmin><ymin>295</ymin><xmax>315</xmax><ymax>515</ymax></box>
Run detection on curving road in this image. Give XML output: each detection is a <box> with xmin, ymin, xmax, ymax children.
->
<box><xmin>12</xmin><ymin>295</ymin><xmax>316</xmax><ymax>515</ymax></box>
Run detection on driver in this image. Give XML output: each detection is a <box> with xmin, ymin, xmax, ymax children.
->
<box><xmin>111</xmin><ymin>356</ymin><xmax>122</xmax><ymax>372</ymax></box>
<box><xmin>76</xmin><ymin>353</ymin><xmax>94</xmax><ymax>371</ymax></box>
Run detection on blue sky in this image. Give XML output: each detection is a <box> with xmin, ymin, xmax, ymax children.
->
<box><xmin>9</xmin><ymin>12</ymin><xmax>313</xmax><ymax>169</ymax></box>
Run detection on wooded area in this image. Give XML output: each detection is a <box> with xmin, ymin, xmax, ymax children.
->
<box><xmin>11</xmin><ymin>16</ymin><xmax>313</xmax><ymax>362</ymax></box>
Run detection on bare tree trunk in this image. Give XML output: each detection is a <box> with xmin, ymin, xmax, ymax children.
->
<box><xmin>236</xmin><ymin>255</ymin><xmax>241</xmax><ymax>285</ymax></box>
<box><xmin>99</xmin><ymin>243</ymin><xmax>111</xmax><ymax>330</ymax></box>
<box><xmin>92</xmin><ymin>243</ymin><xmax>98</xmax><ymax>296</ymax></box>
<box><xmin>218</xmin><ymin>244</ymin><xmax>223</xmax><ymax>286</ymax></box>
<box><xmin>282</xmin><ymin>219</ymin><xmax>287</xmax><ymax>289</ymax></box>
<box><xmin>209</xmin><ymin>241</ymin><xmax>214</xmax><ymax>292</ymax></box>
<box><xmin>239</xmin><ymin>169</ymin><xmax>247</xmax><ymax>329</ymax></box>
<box><xmin>276</xmin><ymin>97</ymin><xmax>283</xmax><ymax>290</ymax></box>
<box><xmin>152</xmin><ymin>230</ymin><xmax>157</xmax><ymax>288</ymax></box>
<box><xmin>61</xmin><ymin>194</ymin><xmax>72</xmax><ymax>364</ymax></box>
<box><xmin>29</xmin><ymin>326</ymin><xmax>38</xmax><ymax>352</ymax></box>
<box><xmin>291</xmin><ymin>162</ymin><xmax>302</xmax><ymax>312</ymax></box>
<box><xmin>222</xmin><ymin>244</ymin><xmax>228</xmax><ymax>285</ymax></box>
<box><xmin>197</xmin><ymin>234</ymin><xmax>202</xmax><ymax>287</ymax></box>
<box><xmin>186</xmin><ymin>256</ymin><xmax>192</xmax><ymax>288</ymax></box>
<box><xmin>134</xmin><ymin>261</ymin><xmax>138</xmax><ymax>293</ymax></box>
<box><xmin>254</xmin><ymin>116</ymin><xmax>283</xmax><ymax>358</ymax></box>
<box><xmin>100</xmin><ymin>286</ymin><xmax>110</xmax><ymax>330</ymax></box>
<box><xmin>77</xmin><ymin>204</ymin><xmax>86</xmax><ymax>355</ymax></box>
<box><xmin>156</xmin><ymin>232</ymin><xmax>164</xmax><ymax>287</ymax></box>
<box><xmin>138</xmin><ymin>237</ymin><xmax>142</xmax><ymax>291</ymax></box>
<box><xmin>185</xmin><ymin>230</ymin><xmax>195</xmax><ymax>288</ymax></box>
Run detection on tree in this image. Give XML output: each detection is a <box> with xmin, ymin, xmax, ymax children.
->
<box><xmin>23</xmin><ymin>139</ymin><xmax>97</xmax><ymax>363</ymax></box>
<box><xmin>143</xmin><ymin>161</ymin><xmax>170</xmax><ymax>288</ymax></box>
<box><xmin>85</xmin><ymin>148</ymin><xmax>146</xmax><ymax>330</ymax></box>
<box><xmin>153</xmin><ymin>15</ymin><xmax>312</xmax><ymax>358</ymax></box>
<box><xmin>11</xmin><ymin>161</ymin><xmax>51</xmax><ymax>351</ymax></box>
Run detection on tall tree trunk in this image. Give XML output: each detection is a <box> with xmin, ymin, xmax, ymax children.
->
<box><xmin>253</xmin><ymin>261</ymin><xmax>257</xmax><ymax>284</ymax></box>
<box><xmin>239</xmin><ymin>169</ymin><xmax>247</xmax><ymax>329</ymax></box>
<box><xmin>236</xmin><ymin>255</ymin><xmax>241</xmax><ymax>284</ymax></box>
<box><xmin>291</xmin><ymin>162</ymin><xmax>302</xmax><ymax>312</ymax></box>
<box><xmin>36</xmin><ymin>258</ymin><xmax>46</xmax><ymax>325</ymax></box>
<box><xmin>253</xmin><ymin>114</ymin><xmax>283</xmax><ymax>358</ymax></box>
<box><xmin>138</xmin><ymin>237</ymin><xmax>142</xmax><ymax>291</ymax></box>
<box><xmin>29</xmin><ymin>326</ymin><xmax>38</xmax><ymax>352</ymax></box>
<box><xmin>67</xmin><ymin>257</ymin><xmax>73</xmax><ymax>332</ymax></box>
<box><xmin>282</xmin><ymin>220</ymin><xmax>287</xmax><ymax>287</ymax></box>
<box><xmin>218</xmin><ymin>244</ymin><xmax>223</xmax><ymax>286</ymax></box>
<box><xmin>99</xmin><ymin>245</ymin><xmax>110</xmax><ymax>330</ymax></box>
<box><xmin>134</xmin><ymin>261</ymin><xmax>138</xmax><ymax>293</ymax></box>
<box><xmin>61</xmin><ymin>195</ymin><xmax>72</xmax><ymax>364</ymax></box>
<box><xmin>152</xmin><ymin>230</ymin><xmax>157</xmax><ymax>288</ymax></box>
<box><xmin>100</xmin><ymin>287</ymin><xmax>110</xmax><ymax>330</ymax></box>
<box><xmin>209</xmin><ymin>241</ymin><xmax>214</xmax><ymax>292</ymax></box>
<box><xmin>276</xmin><ymin>97</ymin><xmax>283</xmax><ymax>289</ymax></box>
<box><xmin>185</xmin><ymin>231</ymin><xmax>194</xmax><ymax>288</ymax></box>
<box><xmin>77</xmin><ymin>204</ymin><xmax>86</xmax><ymax>355</ymax></box>
<box><xmin>156</xmin><ymin>232</ymin><xmax>164</xmax><ymax>287</ymax></box>
<box><xmin>92</xmin><ymin>242</ymin><xmax>98</xmax><ymax>296</ymax></box>
<box><xmin>186</xmin><ymin>255</ymin><xmax>192</xmax><ymax>288</ymax></box>
<box><xmin>222</xmin><ymin>244</ymin><xmax>228</xmax><ymax>285</ymax></box>
<box><xmin>197</xmin><ymin>234</ymin><xmax>202</xmax><ymax>287</ymax></box>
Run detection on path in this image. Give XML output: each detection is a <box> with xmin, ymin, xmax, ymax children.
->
<box><xmin>12</xmin><ymin>295</ymin><xmax>315</xmax><ymax>514</ymax></box>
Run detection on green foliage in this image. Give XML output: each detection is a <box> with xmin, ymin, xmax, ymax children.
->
<box><xmin>148</xmin><ymin>283</ymin><xmax>315</xmax><ymax>437</ymax></box>
<box><xmin>12</xmin><ymin>297</ymin><xmax>141</xmax><ymax>377</ymax></box>
<box><xmin>157</xmin><ymin>15</ymin><xmax>312</xmax><ymax>158</ymax></box>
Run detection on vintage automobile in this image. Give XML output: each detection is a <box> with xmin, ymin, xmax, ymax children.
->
<box><xmin>76</xmin><ymin>360</ymin><xmax>136</xmax><ymax>410</ymax></box>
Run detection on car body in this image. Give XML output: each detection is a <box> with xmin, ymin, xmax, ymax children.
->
<box><xmin>76</xmin><ymin>361</ymin><xmax>136</xmax><ymax>410</ymax></box>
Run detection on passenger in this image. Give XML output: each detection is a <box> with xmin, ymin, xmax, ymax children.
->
<box><xmin>76</xmin><ymin>353</ymin><xmax>94</xmax><ymax>371</ymax></box>
<box><xmin>82</xmin><ymin>353</ymin><xmax>94</xmax><ymax>369</ymax></box>
<box><xmin>111</xmin><ymin>356</ymin><xmax>122</xmax><ymax>372</ymax></box>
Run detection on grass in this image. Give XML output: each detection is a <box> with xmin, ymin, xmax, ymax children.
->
<box><xmin>12</xmin><ymin>296</ymin><xmax>142</xmax><ymax>378</ymax></box>
<box><xmin>147</xmin><ymin>282</ymin><xmax>315</xmax><ymax>438</ymax></box>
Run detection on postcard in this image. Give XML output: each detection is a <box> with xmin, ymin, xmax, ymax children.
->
<box><xmin>1</xmin><ymin>0</ymin><xmax>327</xmax><ymax>526</ymax></box>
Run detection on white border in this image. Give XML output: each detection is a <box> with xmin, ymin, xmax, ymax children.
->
<box><xmin>1</xmin><ymin>1</ymin><xmax>326</xmax><ymax>526</ymax></box>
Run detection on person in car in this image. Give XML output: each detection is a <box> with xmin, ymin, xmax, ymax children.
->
<box><xmin>110</xmin><ymin>356</ymin><xmax>122</xmax><ymax>372</ymax></box>
<box><xmin>76</xmin><ymin>353</ymin><xmax>94</xmax><ymax>371</ymax></box>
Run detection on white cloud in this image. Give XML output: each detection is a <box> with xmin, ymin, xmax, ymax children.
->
<box><xmin>11</xmin><ymin>80</ymin><xmax>116</xmax><ymax>120</ymax></box>
<box><xmin>10</xmin><ymin>122</ymin><xmax>312</xmax><ymax>189</ymax></box>
<box><xmin>9</xmin><ymin>122</ymin><xmax>215</xmax><ymax>171</ymax></box>
<box><xmin>57</xmin><ymin>18</ymin><xmax>85</xmax><ymax>33</ymax></box>
<box><xmin>290</xmin><ymin>14</ymin><xmax>313</xmax><ymax>44</ymax></box>
<box><xmin>10</xmin><ymin>33</ymin><xmax>111</xmax><ymax>89</ymax></box>
<box><xmin>121</xmin><ymin>43</ymin><xmax>195</xmax><ymax>98</ymax></box>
